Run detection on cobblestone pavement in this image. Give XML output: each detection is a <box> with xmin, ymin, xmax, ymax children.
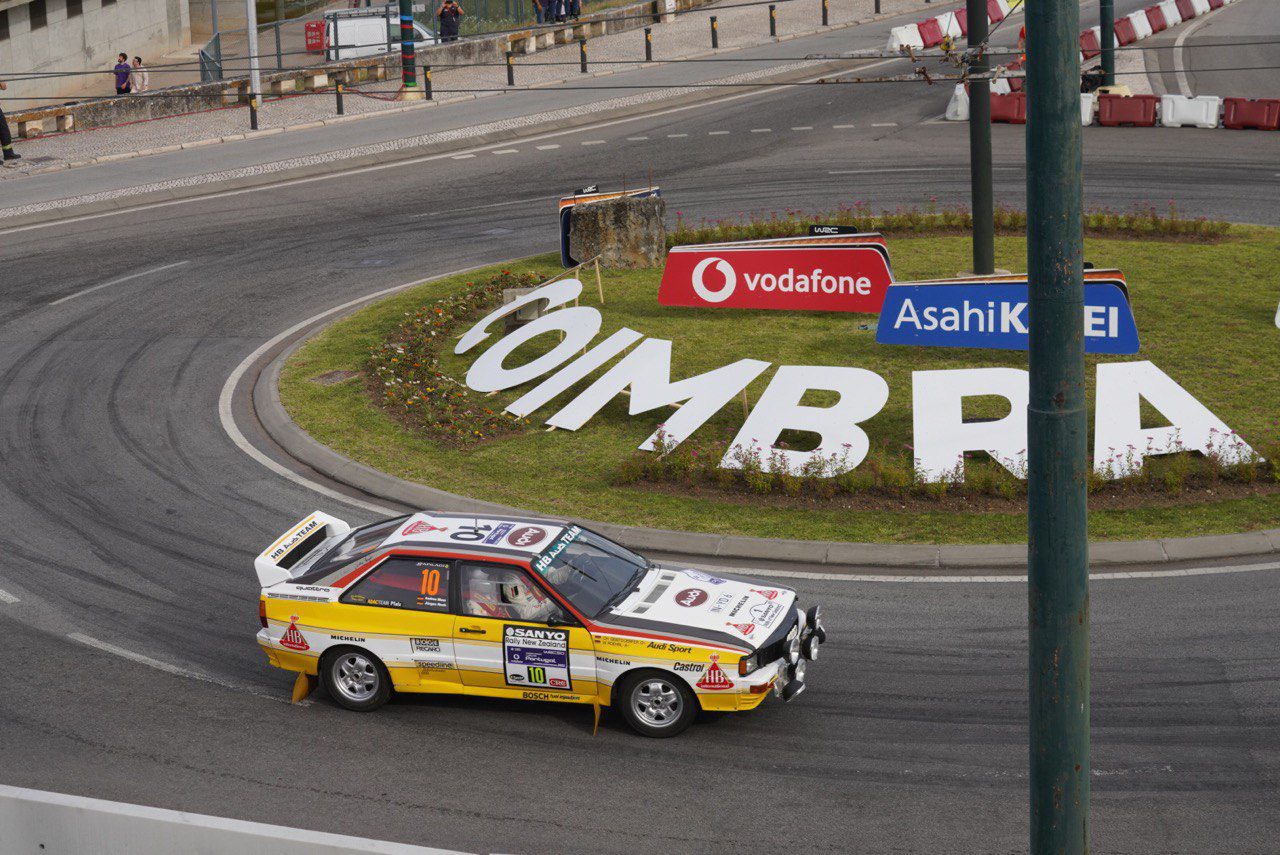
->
<box><xmin>0</xmin><ymin>0</ymin><xmax>940</xmax><ymax>180</ymax></box>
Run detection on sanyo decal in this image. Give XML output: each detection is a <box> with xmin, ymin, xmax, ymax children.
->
<box><xmin>457</xmin><ymin>279</ymin><xmax>1257</xmax><ymax>482</ymax></box>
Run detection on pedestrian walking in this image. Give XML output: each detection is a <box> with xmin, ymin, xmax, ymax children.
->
<box><xmin>131</xmin><ymin>57</ymin><xmax>149</xmax><ymax>94</ymax></box>
<box><xmin>0</xmin><ymin>78</ymin><xmax>19</xmax><ymax>162</ymax></box>
<box><xmin>113</xmin><ymin>53</ymin><xmax>132</xmax><ymax>95</ymax></box>
<box><xmin>531</xmin><ymin>0</ymin><xmax>545</xmax><ymax>24</ymax></box>
<box><xmin>437</xmin><ymin>0</ymin><xmax>463</xmax><ymax>42</ymax></box>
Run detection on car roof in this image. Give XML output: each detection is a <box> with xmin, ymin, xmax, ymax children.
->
<box><xmin>377</xmin><ymin>512</ymin><xmax>576</xmax><ymax>561</ymax></box>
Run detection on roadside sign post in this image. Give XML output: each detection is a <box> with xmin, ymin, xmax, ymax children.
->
<box><xmin>244</xmin><ymin>0</ymin><xmax>262</xmax><ymax>131</ymax></box>
<box><xmin>1026</xmin><ymin>0</ymin><xmax>1090</xmax><ymax>852</ymax></box>
<box><xmin>400</xmin><ymin>0</ymin><xmax>420</xmax><ymax>97</ymax></box>
<box><xmin>966</xmin><ymin>0</ymin><xmax>995</xmax><ymax>275</ymax></box>
<box><xmin>1100</xmin><ymin>0</ymin><xmax>1115</xmax><ymax>86</ymax></box>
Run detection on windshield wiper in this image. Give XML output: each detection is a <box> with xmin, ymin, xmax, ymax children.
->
<box><xmin>601</xmin><ymin>564</ymin><xmax>648</xmax><ymax>613</ymax></box>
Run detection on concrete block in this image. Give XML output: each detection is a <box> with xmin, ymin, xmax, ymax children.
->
<box><xmin>55</xmin><ymin>114</ymin><xmax>74</xmax><ymax>132</ymax></box>
<box><xmin>16</xmin><ymin>119</ymin><xmax>44</xmax><ymax>138</ymax></box>
<box><xmin>1161</xmin><ymin>531</ymin><xmax>1275</xmax><ymax>561</ymax></box>
<box><xmin>269</xmin><ymin>78</ymin><xmax>296</xmax><ymax>95</ymax></box>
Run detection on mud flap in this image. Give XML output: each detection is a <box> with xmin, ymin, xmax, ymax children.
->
<box><xmin>291</xmin><ymin>671</ymin><xmax>317</xmax><ymax>704</ymax></box>
<box><xmin>592</xmin><ymin>699</ymin><xmax>602</xmax><ymax>735</ymax></box>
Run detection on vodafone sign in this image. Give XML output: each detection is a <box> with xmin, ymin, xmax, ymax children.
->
<box><xmin>658</xmin><ymin>234</ymin><xmax>894</xmax><ymax>313</ymax></box>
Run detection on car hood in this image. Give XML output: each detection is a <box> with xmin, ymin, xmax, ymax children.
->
<box><xmin>602</xmin><ymin>565</ymin><xmax>795</xmax><ymax>649</ymax></box>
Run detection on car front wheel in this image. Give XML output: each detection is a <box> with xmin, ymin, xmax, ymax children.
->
<box><xmin>617</xmin><ymin>671</ymin><xmax>697</xmax><ymax>737</ymax></box>
<box><xmin>322</xmin><ymin>648</ymin><xmax>391</xmax><ymax>712</ymax></box>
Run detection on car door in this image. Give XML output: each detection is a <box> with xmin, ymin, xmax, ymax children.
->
<box><xmin>452</xmin><ymin>561</ymin><xmax>596</xmax><ymax>699</ymax></box>
<box><xmin>331</xmin><ymin>554</ymin><xmax>460</xmax><ymax>691</ymax></box>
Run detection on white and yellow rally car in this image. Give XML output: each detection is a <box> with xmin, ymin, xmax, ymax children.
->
<box><xmin>255</xmin><ymin>511</ymin><xmax>825</xmax><ymax>736</ymax></box>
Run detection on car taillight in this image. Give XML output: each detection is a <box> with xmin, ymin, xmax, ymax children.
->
<box><xmin>259</xmin><ymin>599</ymin><xmax>268</xmax><ymax>629</ymax></box>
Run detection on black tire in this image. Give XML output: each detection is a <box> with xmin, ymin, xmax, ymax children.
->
<box><xmin>616</xmin><ymin>670</ymin><xmax>698</xmax><ymax>738</ymax></box>
<box><xmin>321</xmin><ymin>647</ymin><xmax>391</xmax><ymax>712</ymax></box>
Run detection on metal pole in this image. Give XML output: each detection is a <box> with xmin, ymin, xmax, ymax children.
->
<box><xmin>422</xmin><ymin>63</ymin><xmax>432</xmax><ymax>99</ymax></box>
<box><xmin>769</xmin><ymin>4</ymin><xmax>776</xmax><ymax>37</ymax></box>
<box><xmin>335</xmin><ymin>75</ymin><xmax>345</xmax><ymax>114</ymax></box>
<box><xmin>274</xmin><ymin>21</ymin><xmax>283</xmax><ymax>70</ymax></box>
<box><xmin>710</xmin><ymin>16</ymin><xmax>718</xmax><ymax>48</ymax></box>
<box><xmin>967</xmin><ymin>0</ymin><xmax>994</xmax><ymax>275</ymax></box>
<box><xmin>821</xmin><ymin>0</ymin><xmax>828</xmax><ymax>27</ymax></box>
<box><xmin>400</xmin><ymin>0</ymin><xmax>418</xmax><ymax>93</ymax></box>
<box><xmin>1025</xmin><ymin>0</ymin><xmax>1089</xmax><ymax>852</ymax></box>
<box><xmin>579</xmin><ymin>38</ymin><xmax>587</xmax><ymax>73</ymax></box>
<box><xmin>210</xmin><ymin>0</ymin><xmax>220</xmax><ymax>38</ymax></box>
<box><xmin>506</xmin><ymin>50</ymin><xmax>515</xmax><ymax>86</ymax></box>
<box><xmin>244</xmin><ymin>0</ymin><xmax>262</xmax><ymax>130</ymax></box>
<box><xmin>644</xmin><ymin>26</ymin><xmax>652</xmax><ymax>61</ymax></box>
<box><xmin>1100</xmin><ymin>0</ymin><xmax>1115</xmax><ymax>86</ymax></box>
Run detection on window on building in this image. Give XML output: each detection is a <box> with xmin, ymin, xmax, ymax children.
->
<box><xmin>67</xmin><ymin>0</ymin><xmax>83</xmax><ymax>18</ymax></box>
<box><xmin>0</xmin><ymin>10</ymin><xmax>9</xmax><ymax>41</ymax></box>
<box><xmin>102</xmin><ymin>0</ymin><xmax>116</xmax><ymax>6</ymax></box>
<box><xmin>29</xmin><ymin>0</ymin><xmax>48</xmax><ymax>29</ymax></box>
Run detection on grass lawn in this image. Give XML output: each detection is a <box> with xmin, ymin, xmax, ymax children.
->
<box><xmin>280</xmin><ymin>229</ymin><xmax>1280</xmax><ymax>544</ymax></box>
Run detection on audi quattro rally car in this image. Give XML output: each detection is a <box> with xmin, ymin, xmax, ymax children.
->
<box><xmin>255</xmin><ymin>511</ymin><xmax>826</xmax><ymax>737</ymax></box>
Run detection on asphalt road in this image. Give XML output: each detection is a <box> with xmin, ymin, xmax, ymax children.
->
<box><xmin>0</xmin><ymin>3</ymin><xmax>1278</xmax><ymax>852</ymax></box>
<box><xmin>1143</xmin><ymin>0</ymin><xmax>1280</xmax><ymax>99</ymax></box>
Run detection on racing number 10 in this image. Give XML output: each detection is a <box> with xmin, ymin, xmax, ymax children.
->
<box><xmin>420</xmin><ymin>568</ymin><xmax>442</xmax><ymax>597</ymax></box>
<box><xmin>528</xmin><ymin>666</ymin><xmax>546</xmax><ymax>683</ymax></box>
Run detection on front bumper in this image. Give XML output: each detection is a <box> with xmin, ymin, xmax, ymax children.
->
<box><xmin>763</xmin><ymin>604</ymin><xmax>826</xmax><ymax>703</ymax></box>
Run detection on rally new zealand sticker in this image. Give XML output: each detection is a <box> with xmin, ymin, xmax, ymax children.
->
<box><xmin>875</xmin><ymin>280</ymin><xmax>1139</xmax><ymax>354</ymax></box>
<box><xmin>503</xmin><ymin>625</ymin><xmax>572</xmax><ymax>690</ymax></box>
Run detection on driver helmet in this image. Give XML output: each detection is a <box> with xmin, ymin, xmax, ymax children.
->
<box><xmin>501</xmin><ymin>578</ymin><xmax>556</xmax><ymax>622</ymax></box>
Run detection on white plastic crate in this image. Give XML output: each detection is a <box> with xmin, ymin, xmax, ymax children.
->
<box><xmin>1159</xmin><ymin>94</ymin><xmax>1221</xmax><ymax>128</ymax></box>
<box><xmin>1127</xmin><ymin>10</ymin><xmax>1153</xmax><ymax>40</ymax></box>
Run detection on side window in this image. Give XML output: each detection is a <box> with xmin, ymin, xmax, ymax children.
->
<box><xmin>458</xmin><ymin>563</ymin><xmax>568</xmax><ymax>624</ymax></box>
<box><xmin>340</xmin><ymin>557</ymin><xmax>451</xmax><ymax>612</ymax></box>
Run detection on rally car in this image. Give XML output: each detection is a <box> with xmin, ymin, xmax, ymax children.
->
<box><xmin>254</xmin><ymin>511</ymin><xmax>825</xmax><ymax>737</ymax></box>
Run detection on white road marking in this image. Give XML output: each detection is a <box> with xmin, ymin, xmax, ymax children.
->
<box><xmin>0</xmin><ymin>589</ymin><xmax>18</xmax><ymax>604</ymax></box>
<box><xmin>832</xmin><ymin>123</ymin><xmax>855</xmax><ymax>128</ymax></box>
<box><xmin>667</xmin><ymin>133</ymin><xmax>689</xmax><ymax>138</ymax></box>
<box><xmin>708</xmin><ymin>130</ymin><xmax>731</xmax><ymax>135</ymax></box>
<box><xmin>871</xmin><ymin>122</ymin><xmax>898</xmax><ymax>127</ymax></box>
<box><xmin>492</xmin><ymin>148</ymin><xmax>519</xmax><ymax>154</ymax></box>
<box><xmin>49</xmin><ymin>260</ymin><xmax>190</xmax><ymax>306</ymax></box>
<box><xmin>581</xmin><ymin>140</ymin><xmax>606</xmax><ymax>145</ymax></box>
<box><xmin>2</xmin><ymin>59</ymin><xmax>904</xmax><ymax>237</ymax></box>
<box><xmin>626</xmin><ymin>135</ymin><xmax>649</xmax><ymax>140</ymax></box>
<box><xmin>686</xmin><ymin>559</ymin><xmax>1280</xmax><ymax>585</ymax></box>
<box><xmin>68</xmin><ymin>632</ymin><xmax>305</xmax><ymax>704</ymax></box>
<box><xmin>1174</xmin><ymin>14</ymin><xmax>1211</xmax><ymax>97</ymax></box>
<box><xmin>535</xmin><ymin>144</ymin><xmax>561</xmax><ymax>150</ymax></box>
<box><xmin>750</xmin><ymin>128</ymin><xmax>772</xmax><ymax>133</ymax></box>
<box><xmin>791</xmin><ymin>125</ymin><xmax>813</xmax><ymax>130</ymax></box>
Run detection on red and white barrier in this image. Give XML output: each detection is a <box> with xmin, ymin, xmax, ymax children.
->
<box><xmin>887</xmin><ymin>24</ymin><xmax>924</xmax><ymax>52</ymax></box>
<box><xmin>1157</xmin><ymin>0</ymin><xmax>1184</xmax><ymax>25</ymax></box>
<box><xmin>1144</xmin><ymin>5</ymin><xmax>1169</xmax><ymax>33</ymax></box>
<box><xmin>1160</xmin><ymin>94</ymin><xmax>1222</xmax><ymax>128</ymax></box>
<box><xmin>1098</xmin><ymin>93</ymin><xmax>1159</xmax><ymax>126</ymax></box>
<box><xmin>1189</xmin><ymin>0</ymin><xmax>1211</xmax><ymax>16</ymax></box>
<box><xmin>1222</xmin><ymin>98</ymin><xmax>1280</xmax><ymax>130</ymax></box>
<box><xmin>936</xmin><ymin>11</ymin><xmax>963</xmax><ymax>41</ymax></box>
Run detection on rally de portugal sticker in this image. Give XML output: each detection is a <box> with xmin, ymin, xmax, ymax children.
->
<box><xmin>503</xmin><ymin>625</ymin><xmax>572</xmax><ymax>691</ymax></box>
<box><xmin>658</xmin><ymin>238</ymin><xmax>894</xmax><ymax>314</ymax></box>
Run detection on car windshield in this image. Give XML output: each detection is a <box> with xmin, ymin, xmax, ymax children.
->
<box><xmin>532</xmin><ymin>527</ymin><xmax>649</xmax><ymax>618</ymax></box>
<box><xmin>291</xmin><ymin>516</ymin><xmax>408</xmax><ymax>586</ymax></box>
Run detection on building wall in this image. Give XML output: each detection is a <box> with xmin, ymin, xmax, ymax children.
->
<box><xmin>0</xmin><ymin>0</ymin><xmax>191</xmax><ymax>109</ymax></box>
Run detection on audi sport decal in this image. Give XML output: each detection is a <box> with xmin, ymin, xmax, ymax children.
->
<box><xmin>503</xmin><ymin>625</ymin><xmax>572</xmax><ymax>691</ymax></box>
<box><xmin>658</xmin><ymin>236</ymin><xmax>893</xmax><ymax>314</ymax></box>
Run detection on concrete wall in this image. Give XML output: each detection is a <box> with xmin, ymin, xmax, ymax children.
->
<box><xmin>0</xmin><ymin>0</ymin><xmax>191</xmax><ymax>108</ymax></box>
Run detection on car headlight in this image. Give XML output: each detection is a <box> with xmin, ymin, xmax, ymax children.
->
<box><xmin>737</xmin><ymin>652</ymin><xmax>759</xmax><ymax>677</ymax></box>
<box><xmin>787</xmin><ymin>634</ymin><xmax>801</xmax><ymax>664</ymax></box>
<box><xmin>803</xmin><ymin>633</ymin><xmax>820</xmax><ymax>661</ymax></box>
<box><xmin>791</xmin><ymin>658</ymin><xmax>807</xmax><ymax>684</ymax></box>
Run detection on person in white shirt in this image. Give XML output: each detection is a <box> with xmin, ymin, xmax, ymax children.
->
<box><xmin>131</xmin><ymin>57</ymin><xmax>149</xmax><ymax>94</ymax></box>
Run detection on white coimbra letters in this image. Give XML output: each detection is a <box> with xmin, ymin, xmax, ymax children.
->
<box><xmin>912</xmin><ymin>368</ymin><xmax>1028</xmax><ymax>482</ymax></box>
<box><xmin>465</xmin><ymin>307</ymin><xmax>602</xmax><ymax>393</ymax></box>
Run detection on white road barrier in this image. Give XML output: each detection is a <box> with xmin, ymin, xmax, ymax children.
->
<box><xmin>1081</xmin><ymin>92</ymin><xmax>1097</xmax><ymax>126</ymax></box>
<box><xmin>1158</xmin><ymin>0</ymin><xmax>1184</xmax><ymax>23</ymax></box>
<box><xmin>1160</xmin><ymin>94</ymin><xmax>1222</xmax><ymax>128</ymax></box>
<box><xmin>937</xmin><ymin>11</ymin><xmax>962</xmax><ymax>40</ymax></box>
<box><xmin>1127</xmin><ymin>10</ymin><xmax>1154</xmax><ymax>40</ymax></box>
<box><xmin>946</xmin><ymin>84</ymin><xmax>969</xmax><ymax>121</ymax></box>
<box><xmin>0</xmin><ymin>785</ymin><xmax>469</xmax><ymax>855</ymax></box>
<box><xmin>887</xmin><ymin>24</ymin><xmax>924</xmax><ymax>52</ymax></box>
<box><xmin>1190</xmin><ymin>0</ymin><xmax>1211</xmax><ymax>15</ymax></box>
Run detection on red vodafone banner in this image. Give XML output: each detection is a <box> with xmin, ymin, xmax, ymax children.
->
<box><xmin>658</xmin><ymin>234</ymin><xmax>894</xmax><ymax>314</ymax></box>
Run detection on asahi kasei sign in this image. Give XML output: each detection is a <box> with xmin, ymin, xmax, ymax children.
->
<box><xmin>658</xmin><ymin>234</ymin><xmax>894</xmax><ymax>313</ymax></box>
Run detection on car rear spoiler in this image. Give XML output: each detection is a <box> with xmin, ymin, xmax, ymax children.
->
<box><xmin>254</xmin><ymin>511</ymin><xmax>351</xmax><ymax>588</ymax></box>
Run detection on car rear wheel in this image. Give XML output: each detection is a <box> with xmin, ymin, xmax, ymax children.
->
<box><xmin>617</xmin><ymin>671</ymin><xmax>697</xmax><ymax>738</ymax></box>
<box><xmin>322</xmin><ymin>648</ymin><xmax>390</xmax><ymax>712</ymax></box>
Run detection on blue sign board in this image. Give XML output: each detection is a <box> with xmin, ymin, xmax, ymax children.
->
<box><xmin>875</xmin><ymin>280</ymin><xmax>1139</xmax><ymax>354</ymax></box>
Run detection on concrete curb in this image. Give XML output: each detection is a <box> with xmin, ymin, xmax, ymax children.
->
<box><xmin>246</xmin><ymin>270</ymin><xmax>1280</xmax><ymax>571</ymax></box>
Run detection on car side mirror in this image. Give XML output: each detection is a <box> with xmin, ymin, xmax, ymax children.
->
<box><xmin>546</xmin><ymin>615</ymin><xmax>577</xmax><ymax>628</ymax></box>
